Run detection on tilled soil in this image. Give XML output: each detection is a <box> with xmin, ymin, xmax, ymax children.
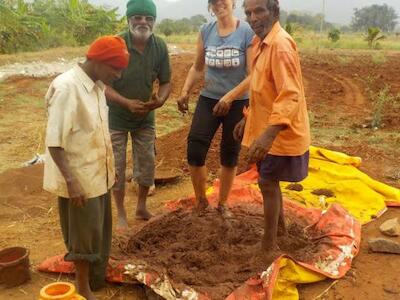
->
<box><xmin>125</xmin><ymin>208</ymin><xmax>316</xmax><ymax>299</ymax></box>
<box><xmin>0</xmin><ymin>49</ymin><xmax>400</xmax><ymax>299</ymax></box>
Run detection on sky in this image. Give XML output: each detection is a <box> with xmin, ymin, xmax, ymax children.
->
<box><xmin>93</xmin><ymin>0</ymin><xmax>400</xmax><ymax>26</ymax></box>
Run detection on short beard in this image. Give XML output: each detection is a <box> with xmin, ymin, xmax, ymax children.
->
<box><xmin>129</xmin><ymin>25</ymin><xmax>152</xmax><ymax>42</ymax></box>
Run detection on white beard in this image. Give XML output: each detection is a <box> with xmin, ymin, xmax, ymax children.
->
<box><xmin>130</xmin><ymin>25</ymin><xmax>152</xmax><ymax>42</ymax></box>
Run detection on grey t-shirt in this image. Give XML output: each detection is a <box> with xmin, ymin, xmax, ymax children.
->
<box><xmin>201</xmin><ymin>20</ymin><xmax>254</xmax><ymax>100</ymax></box>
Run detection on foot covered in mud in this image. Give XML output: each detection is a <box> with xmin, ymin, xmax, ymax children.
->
<box><xmin>195</xmin><ymin>197</ymin><xmax>210</xmax><ymax>214</ymax></box>
<box><xmin>135</xmin><ymin>209</ymin><xmax>154</xmax><ymax>221</ymax></box>
<box><xmin>216</xmin><ymin>204</ymin><xmax>234</xmax><ymax>218</ymax></box>
<box><xmin>278</xmin><ymin>223</ymin><xmax>288</xmax><ymax>237</ymax></box>
<box><xmin>261</xmin><ymin>235</ymin><xmax>280</xmax><ymax>252</ymax></box>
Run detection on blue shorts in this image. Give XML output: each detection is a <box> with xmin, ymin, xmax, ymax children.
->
<box><xmin>257</xmin><ymin>151</ymin><xmax>309</xmax><ymax>183</ymax></box>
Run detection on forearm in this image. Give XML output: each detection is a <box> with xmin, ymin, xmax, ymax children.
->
<box><xmin>157</xmin><ymin>82</ymin><xmax>171</xmax><ymax>105</ymax></box>
<box><xmin>105</xmin><ymin>86</ymin><xmax>132</xmax><ymax>109</ymax></box>
<box><xmin>261</xmin><ymin>124</ymin><xmax>287</xmax><ymax>142</ymax></box>
<box><xmin>48</xmin><ymin>147</ymin><xmax>75</xmax><ymax>183</ymax></box>
<box><xmin>181</xmin><ymin>65</ymin><xmax>203</xmax><ymax>96</ymax></box>
<box><xmin>223</xmin><ymin>76</ymin><xmax>251</xmax><ymax>103</ymax></box>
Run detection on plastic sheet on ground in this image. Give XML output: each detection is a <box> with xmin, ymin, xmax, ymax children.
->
<box><xmin>38</xmin><ymin>146</ymin><xmax>400</xmax><ymax>300</ymax></box>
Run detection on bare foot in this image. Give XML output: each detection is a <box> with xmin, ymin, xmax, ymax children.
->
<box><xmin>255</xmin><ymin>248</ymin><xmax>281</xmax><ymax>267</ymax></box>
<box><xmin>147</xmin><ymin>184</ymin><xmax>156</xmax><ymax>196</ymax></box>
<box><xmin>216</xmin><ymin>204</ymin><xmax>233</xmax><ymax>218</ymax></box>
<box><xmin>195</xmin><ymin>197</ymin><xmax>209</xmax><ymax>213</ymax></box>
<box><xmin>261</xmin><ymin>237</ymin><xmax>279</xmax><ymax>252</ymax></box>
<box><xmin>135</xmin><ymin>209</ymin><xmax>153</xmax><ymax>221</ymax></box>
<box><xmin>116</xmin><ymin>215</ymin><xmax>129</xmax><ymax>232</ymax></box>
<box><xmin>277</xmin><ymin>225</ymin><xmax>287</xmax><ymax>237</ymax></box>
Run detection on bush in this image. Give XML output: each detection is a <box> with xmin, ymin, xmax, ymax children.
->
<box><xmin>0</xmin><ymin>0</ymin><xmax>123</xmax><ymax>54</ymax></box>
<box><xmin>328</xmin><ymin>28</ymin><xmax>341</xmax><ymax>43</ymax></box>
<box><xmin>364</xmin><ymin>27</ymin><xmax>386</xmax><ymax>49</ymax></box>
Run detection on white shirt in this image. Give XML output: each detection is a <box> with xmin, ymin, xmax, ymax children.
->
<box><xmin>43</xmin><ymin>65</ymin><xmax>115</xmax><ymax>199</ymax></box>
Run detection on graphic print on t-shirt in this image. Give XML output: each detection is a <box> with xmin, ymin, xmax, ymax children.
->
<box><xmin>205</xmin><ymin>46</ymin><xmax>242</xmax><ymax>69</ymax></box>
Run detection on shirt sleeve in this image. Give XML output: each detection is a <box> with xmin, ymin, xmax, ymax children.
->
<box><xmin>268</xmin><ymin>46</ymin><xmax>303</xmax><ymax>127</ymax></box>
<box><xmin>45</xmin><ymin>83</ymin><xmax>74</xmax><ymax>148</ymax></box>
<box><xmin>157</xmin><ymin>39</ymin><xmax>171</xmax><ymax>85</ymax></box>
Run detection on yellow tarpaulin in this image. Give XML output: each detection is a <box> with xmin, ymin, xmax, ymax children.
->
<box><xmin>272</xmin><ymin>146</ymin><xmax>399</xmax><ymax>300</ymax></box>
<box><xmin>282</xmin><ymin>146</ymin><xmax>400</xmax><ymax>224</ymax></box>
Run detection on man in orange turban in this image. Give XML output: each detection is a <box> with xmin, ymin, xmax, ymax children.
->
<box><xmin>43</xmin><ymin>36</ymin><xmax>129</xmax><ymax>300</ymax></box>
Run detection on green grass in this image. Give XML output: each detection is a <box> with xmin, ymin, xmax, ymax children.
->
<box><xmin>0</xmin><ymin>79</ymin><xmax>48</xmax><ymax>108</ymax></box>
<box><xmin>370</xmin><ymin>52</ymin><xmax>388</xmax><ymax>65</ymax></box>
<box><xmin>156</xmin><ymin>100</ymin><xmax>196</xmax><ymax>136</ymax></box>
<box><xmin>292</xmin><ymin>32</ymin><xmax>400</xmax><ymax>51</ymax></box>
<box><xmin>156</xmin><ymin>31</ymin><xmax>400</xmax><ymax>50</ymax></box>
<box><xmin>14</xmin><ymin>94</ymin><xmax>42</xmax><ymax>107</ymax></box>
<box><xmin>158</xmin><ymin>34</ymin><xmax>198</xmax><ymax>45</ymax></box>
<box><xmin>337</xmin><ymin>56</ymin><xmax>354</xmax><ymax>66</ymax></box>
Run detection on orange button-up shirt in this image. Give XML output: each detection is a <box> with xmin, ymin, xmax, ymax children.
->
<box><xmin>242</xmin><ymin>22</ymin><xmax>310</xmax><ymax>156</ymax></box>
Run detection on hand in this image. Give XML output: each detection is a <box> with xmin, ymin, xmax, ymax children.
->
<box><xmin>248</xmin><ymin>133</ymin><xmax>274</xmax><ymax>164</ymax></box>
<box><xmin>213</xmin><ymin>99</ymin><xmax>231</xmax><ymax>117</ymax></box>
<box><xmin>127</xmin><ymin>100</ymin><xmax>149</xmax><ymax>115</ymax></box>
<box><xmin>233</xmin><ymin>118</ymin><xmax>246</xmax><ymax>142</ymax></box>
<box><xmin>177</xmin><ymin>92</ymin><xmax>189</xmax><ymax>114</ymax></box>
<box><xmin>66</xmin><ymin>178</ymin><xmax>86</xmax><ymax>207</ymax></box>
<box><xmin>144</xmin><ymin>94</ymin><xmax>164</xmax><ymax>111</ymax></box>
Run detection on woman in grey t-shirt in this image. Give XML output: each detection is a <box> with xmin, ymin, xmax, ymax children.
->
<box><xmin>177</xmin><ymin>0</ymin><xmax>254</xmax><ymax>216</ymax></box>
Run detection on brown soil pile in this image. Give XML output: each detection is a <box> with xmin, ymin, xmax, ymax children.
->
<box><xmin>286</xmin><ymin>183</ymin><xmax>304</xmax><ymax>192</ymax></box>
<box><xmin>124</xmin><ymin>208</ymin><xmax>316</xmax><ymax>299</ymax></box>
<box><xmin>312</xmin><ymin>188</ymin><xmax>335</xmax><ymax>198</ymax></box>
<box><xmin>156</xmin><ymin>126</ymin><xmax>250</xmax><ymax>178</ymax></box>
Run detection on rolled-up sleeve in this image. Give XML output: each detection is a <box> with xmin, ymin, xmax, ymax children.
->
<box><xmin>267</xmin><ymin>49</ymin><xmax>302</xmax><ymax>127</ymax></box>
<box><xmin>45</xmin><ymin>84</ymin><xmax>74</xmax><ymax>149</ymax></box>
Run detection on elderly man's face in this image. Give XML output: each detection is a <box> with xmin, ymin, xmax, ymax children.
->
<box><xmin>95</xmin><ymin>62</ymin><xmax>124</xmax><ymax>85</ymax></box>
<box><xmin>128</xmin><ymin>15</ymin><xmax>155</xmax><ymax>41</ymax></box>
<box><xmin>244</xmin><ymin>0</ymin><xmax>274</xmax><ymax>39</ymax></box>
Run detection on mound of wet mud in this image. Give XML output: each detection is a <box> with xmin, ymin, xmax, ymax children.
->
<box><xmin>124</xmin><ymin>208</ymin><xmax>317</xmax><ymax>299</ymax></box>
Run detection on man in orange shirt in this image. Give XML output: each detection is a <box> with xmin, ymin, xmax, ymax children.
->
<box><xmin>233</xmin><ymin>0</ymin><xmax>310</xmax><ymax>251</ymax></box>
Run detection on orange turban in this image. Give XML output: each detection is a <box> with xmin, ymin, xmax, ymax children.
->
<box><xmin>86</xmin><ymin>35</ymin><xmax>130</xmax><ymax>69</ymax></box>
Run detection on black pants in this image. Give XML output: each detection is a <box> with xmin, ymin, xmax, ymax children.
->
<box><xmin>187</xmin><ymin>95</ymin><xmax>248</xmax><ymax>167</ymax></box>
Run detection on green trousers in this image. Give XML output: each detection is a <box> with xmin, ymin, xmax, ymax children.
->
<box><xmin>58</xmin><ymin>191</ymin><xmax>112</xmax><ymax>290</ymax></box>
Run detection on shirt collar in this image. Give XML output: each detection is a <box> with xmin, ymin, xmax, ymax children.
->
<box><xmin>74</xmin><ymin>64</ymin><xmax>105</xmax><ymax>93</ymax></box>
<box><xmin>74</xmin><ymin>64</ymin><xmax>95</xmax><ymax>93</ymax></box>
<box><xmin>253</xmin><ymin>21</ymin><xmax>282</xmax><ymax>47</ymax></box>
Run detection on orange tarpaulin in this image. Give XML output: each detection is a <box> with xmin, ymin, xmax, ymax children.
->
<box><xmin>38</xmin><ymin>192</ymin><xmax>360</xmax><ymax>300</ymax></box>
<box><xmin>38</xmin><ymin>147</ymin><xmax>400</xmax><ymax>299</ymax></box>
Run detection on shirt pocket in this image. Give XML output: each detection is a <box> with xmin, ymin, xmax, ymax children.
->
<box><xmin>251</xmin><ymin>55</ymin><xmax>273</xmax><ymax>94</ymax></box>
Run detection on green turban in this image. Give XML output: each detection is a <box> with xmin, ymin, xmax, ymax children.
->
<box><xmin>126</xmin><ymin>0</ymin><xmax>157</xmax><ymax>18</ymax></box>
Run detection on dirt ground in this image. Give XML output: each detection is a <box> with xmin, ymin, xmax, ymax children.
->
<box><xmin>0</xmin><ymin>50</ymin><xmax>400</xmax><ymax>299</ymax></box>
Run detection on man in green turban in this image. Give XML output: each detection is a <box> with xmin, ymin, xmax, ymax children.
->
<box><xmin>106</xmin><ymin>0</ymin><xmax>171</xmax><ymax>230</ymax></box>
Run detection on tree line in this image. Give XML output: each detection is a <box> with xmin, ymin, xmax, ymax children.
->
<box><xmin>0</xmin><ymin>1</ymin><xmax>398</xmax><ymax>54</ymax></box>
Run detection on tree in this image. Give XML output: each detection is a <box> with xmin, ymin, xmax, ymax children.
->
<box><xmin>328</xmin><ymin>28</ymin><xmax>341</xmax><ymax>43</ymax></box>
<box><xmin>364</xmin><ymin>27</ymin><xmax>386</xmax><ymax>49</ymax></box>
<box><xmin>157</xmin><ymin>18</ymin><xmax>176</xmax><ymax>36</ymax></box>
<box><xmin>189</xmin><ymin>14</ymin><xmax>207</xmax><ymax>30</ymax></box>
<box><xmin>352</xmin><ymin>4</ymin><xmax>398</xmax><ymax>32</ymax></box>
<box><xmin>284</xmin><ymin>22</ymin><xmax>295</xmax><ymax>36</ymax></box>
<box><xmin>286</xmin><ymin>11</ymin><xmax>333</xmax><ymax>31</ymax></box>
<box><xmin>156</xmin><ymin>15</ymin><xmax>207</xmax><ymax>36</ymax></box>
<box><xmin>0</xmin><ymin>0</ymin><xmax>121</xmax><ymax>54</ymax></box>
